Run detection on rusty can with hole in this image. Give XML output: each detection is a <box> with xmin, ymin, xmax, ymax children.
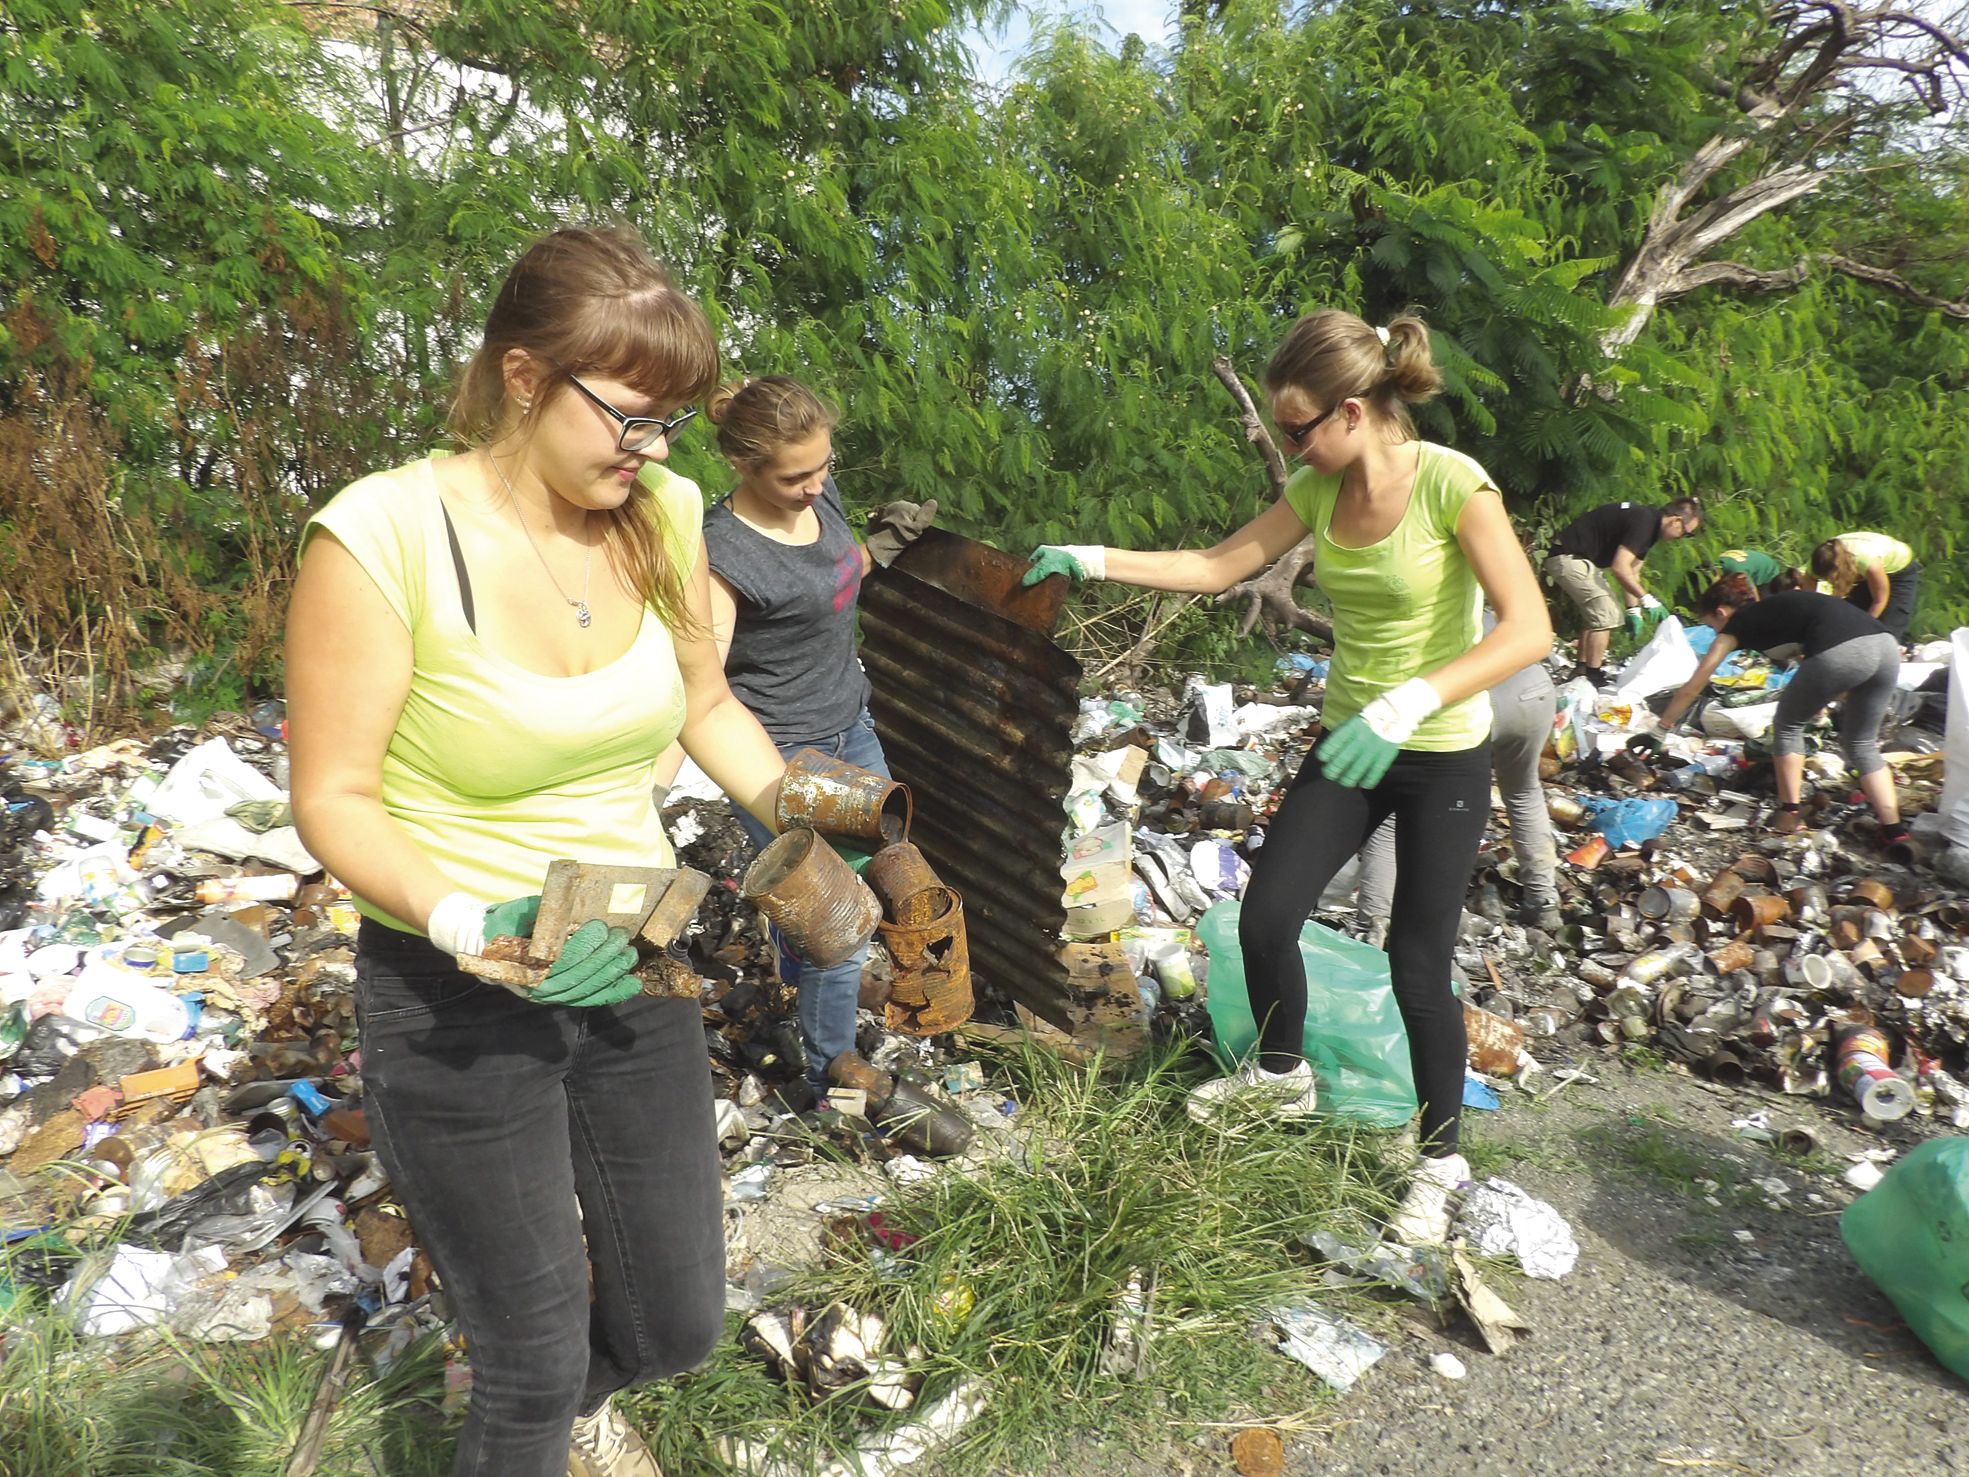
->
<box><xmin>1730</xmin><ymin>892</ymin><xmax>1791</xmax><ymax>930</ymax></box>
<box><xmin>865</xmin><ymin>843</ymin><xmax>947</xmax><ymax>924</ymax></box>
<box><xmin>878</xmin><ymin>886</ymin><xmax>973</xmax><ymax>1036</ymax></box>
<box><xmin>776</xmin><ymin>748</ymin><xmax>914</xmax><ymax>845</ymax></box>
<box><xmin>742</xmin><ymin>828</ymin><xmax>882</xmax><ymax>967</ymax></box>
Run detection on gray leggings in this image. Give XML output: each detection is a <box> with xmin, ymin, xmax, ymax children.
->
<box><xmin>1773</xmin><ymin>632</ymin><xmax>1901</xmax><ymax>775</ymax></box>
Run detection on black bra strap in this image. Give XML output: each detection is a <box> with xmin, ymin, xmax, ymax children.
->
<box><xmin>439</xmin><ymin>501</ymin><xmax>476</xmax><ymax>634</ymax></box>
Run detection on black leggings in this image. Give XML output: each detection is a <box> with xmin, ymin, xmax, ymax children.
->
<box><xmin>1239</xmin><ymin>738</ymin><xmax>1491</xmax><ymax>1154</ymax></box>
<box><xmin>1845</xmin><ymin>563</ymin><xmax>1919</xmax><ymax>642</ymax></box>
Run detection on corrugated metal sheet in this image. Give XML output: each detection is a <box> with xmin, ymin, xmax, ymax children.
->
<box><xmin>860</xmin><ymin>531</ymin><xmax>1081</xmax><ymax>1030</ymax></box>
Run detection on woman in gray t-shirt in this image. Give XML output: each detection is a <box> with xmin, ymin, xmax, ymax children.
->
<box><xmin>661</xmin><ymin>376</ymin><xmax>933</xmax><ymax>1094</ymax></box>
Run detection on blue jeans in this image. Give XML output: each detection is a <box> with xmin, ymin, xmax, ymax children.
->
<box><xmin>355</xmin><ymin>922</ymin><xmax>725</xmax><ymax>1477</ymax></box>
<box><xmin>732</xmin><ymin>709</ymin><xmax>891</xmax><ymax>1091</ymax></box>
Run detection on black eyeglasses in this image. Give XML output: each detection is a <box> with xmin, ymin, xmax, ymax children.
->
<box><xmin>565</xmin><ymin>374</ymin><xmax>697</xmax><ymax>454</ymax></box>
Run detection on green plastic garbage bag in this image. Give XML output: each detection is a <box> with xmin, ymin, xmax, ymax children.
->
<box><xmin>1195</xmin><ymin>900</ymin><xmax>1418</xmax><ymax>1128</ymax></box>
<box><xmin>1841</xmin><ymin>1137</ymin><xmax>1969</xmax><ymax>1383</ymax></box>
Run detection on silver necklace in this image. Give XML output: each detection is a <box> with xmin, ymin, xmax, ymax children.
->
<box><xmin>490</xmin><ymin>453</ymin><xmax>593</xmax><ymax>628</ymax></box>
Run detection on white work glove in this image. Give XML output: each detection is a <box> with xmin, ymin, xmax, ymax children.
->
<box><xmin>1639</xmin><ymin>592</ymin><xmax>1663</xmax><ymax>612</ymax></box>
<box><xmin>426</xmin><ymin>892</ymin><xmax>488</xmax><ymax>960</ymax></box>
<box><xmin>1356</xmin><ymin>677</ymin><xmax>1444</xmax><ymax>747</ymax></box>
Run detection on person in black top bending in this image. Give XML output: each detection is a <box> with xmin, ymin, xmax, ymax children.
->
<box><xmin>1543</xmin><ymin>497</ymin><xmax>1701</xmax><ymax>686</ymax></box>
<box><xmin>1646</xmin><ymin>576</ymin><xmax>1907</xmax><ymax>842</ymax></box>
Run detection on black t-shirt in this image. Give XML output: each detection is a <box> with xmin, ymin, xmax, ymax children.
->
<box><xmin>704</xmin><ymin>476</ymin><xmax>871</xmax><ymax>744</ymax></box>
<box><xmin>1721</xmin><ymin>591</ymin><xmax>1887</xmax><ymax>658</ymax></box>
<box><xmin>1552</xmin><ymin>503</ymin><xmax>1664</xmax><ymax>568</ymax></box>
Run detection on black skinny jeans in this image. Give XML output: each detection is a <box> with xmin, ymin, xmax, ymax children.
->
<box><xmin>1238</xmin><ymin>738</ymin><xmax>1491</xmax><ymax>1154</ymax></box>
<box><xmin>356</xmin><ymin>922</ymin><xmax>725</xmax><ymax>1477</ymax></box>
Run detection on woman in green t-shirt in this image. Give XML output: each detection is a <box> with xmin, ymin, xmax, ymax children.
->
<box><xmin>1025</xmin><ymin>310</ymin><xmax>1550</xmax><ymax>1244</ymax></box>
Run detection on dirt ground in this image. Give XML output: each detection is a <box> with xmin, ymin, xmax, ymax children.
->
<box><xmin>1067</xmin><ymin>1054</ymin><xmax>1965</xmax><ymax>1477</ymax></box>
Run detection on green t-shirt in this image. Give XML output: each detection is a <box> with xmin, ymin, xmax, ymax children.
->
<box><xmin>1283</xmin><ymin>442</ymin><xmax>1492</xmax><ymax>752</ymax></box>
<box><xmin>1720</xmin><ymin>549</ymin><xmax>1782</xmax><ymax>586</ymax></box>
<box><xmin>302</xmin><ymin>457</ymin><xmax>702</xmax><ymax>931</ymax></box>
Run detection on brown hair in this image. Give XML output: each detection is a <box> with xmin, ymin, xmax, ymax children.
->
<box><xmin>1811</xmin><ymin>537</ymin><xmax>1858</xmax><ymax>596</ymax></box>
<box><xmin>1770</xmin><ymin>566</ymin><xmax>1807</xmax><ymax>593</ymax></box>
<box><xmin>705</xmin><ymin>375</ymin><xmax>836</xmax><ymax>465</ymax></box>
<box><xmin>1697</xmin><ymin>572</ymin><xmax>1757</xmax><ymax>615</ymax></box>
<box><xmin>449</xmin><ymin>225</ymin><xmax>720</xmax><ymax>635</ymax></box>
<box><xmin>1262</xmin><ymin>309</ymin><xmax>1442</xmax><ymax>438</ymax></box>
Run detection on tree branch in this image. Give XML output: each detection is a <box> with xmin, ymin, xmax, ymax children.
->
<box><xmin>1673</xmin><ymin>253</ymin><xmax>1969</xmax><ymax>317</ymax></box>
<box><xmin>1209</xmin><ymin>356</ymin><xmax>1287</xmax><ymax>497</ymax></box>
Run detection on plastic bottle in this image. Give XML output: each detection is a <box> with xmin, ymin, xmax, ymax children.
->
<box><xmin>63</xmin><ymin>965</ymin><xmax>198</xmax><ymax>1044</ymax></box>
<box><xmin>249</xmin><ymin>699</ymin><xmax>287</xmax><ymax>742</ymax></box>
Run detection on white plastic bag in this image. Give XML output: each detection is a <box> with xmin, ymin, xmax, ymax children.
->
<box><xmin>148</xmin><ymin>738</ymin><xmax>282</xmax><ymax>828</ymax></box>
<box><xmin>1612</xmin><ymin>615</ymin><xmax>1697</xmax><ymax>700</ymax></box>
<box><xmin>1922</xmin><ymin>628</ymin><xmax>1969</xmax><ymax>849</ymax></box>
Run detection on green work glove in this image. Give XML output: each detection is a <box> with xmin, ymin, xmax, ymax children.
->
<box><xmin>533</xmin><ymin>920</ymin><xmax>642</xmax><ymax>1007</ymax></box>
<box><xmin>1623</xmin><ymin>606</ymin><xmax>1645</xmax><ymax>639</ymax></box>
<box><xmin>1316</xmin><ymin>716</ymin><xmax>1400</xmax><ymax>789</ymax></box>
<box><xmin>484</xmin><ymin>894</ymin><xmax>541</xmax><ymax>943</ymax></box>
<box><xmin>1626</xmin><ymin>733</ymin><xmax>1665</xmax><ymax>760</ymax></box>
<box><xmin>1021</xmin><ymin>544</ymin><xmax>1106</xmax><ymax>587</ymax></box>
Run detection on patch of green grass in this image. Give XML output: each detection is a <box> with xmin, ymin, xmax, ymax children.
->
<box><xmin>1618</xmin><ymin>1044</ymin><xmax>1670</xmax><ymax>1074</ymax></box>
<box><xmin>642</xmin><ymin>1041</ymin><xmax>1399</xmax><ymax>1474</ymax></box>
<box><xmin>0</xmin><ymin>1308</ymin><xmax>452</xmax><ymax>1476</ymax></box>
<box><xmin>1582</xmin><ymin>1120</ymin><xmax>1740</xmax><ymax>1200</ymax></box>
<box><xmin>4</xmin><ymin>1043</ymin><xmax>1398</xmax><ymax>1476</ymax></box>
<box><xmin>1461</xmin><ymin>1131</ymin><xmax>1591</xmax><ymax>1182</ymax></box>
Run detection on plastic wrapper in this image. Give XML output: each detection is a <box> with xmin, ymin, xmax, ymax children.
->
<box><xmin>1260</xmin><ymin>1299</ymin><xmax>1387</xmax><ymax>1391</ymax></box>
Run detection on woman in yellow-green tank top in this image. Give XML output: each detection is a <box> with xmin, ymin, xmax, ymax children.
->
<box><xmin>1024</xmin><ymin>309</ymin><xmax>1550</xmax><ymax>1247</ymax></box>
<box><xmin>287</xmin><ymin>227</ymin><xmax>789</xmax><ymax>1477</ymax></box>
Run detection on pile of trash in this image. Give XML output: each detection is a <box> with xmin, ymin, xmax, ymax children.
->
<box><xmin>0</xmin><ymin>701</ymin><xmax>1013</xmax><ymax>1427</ymax></box>
<box><xmin>1046</xmin><ymin>621</ymin><xmax>1969</xmax><ymax>1138</ymax></box>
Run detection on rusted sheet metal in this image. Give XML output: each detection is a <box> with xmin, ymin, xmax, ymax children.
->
<box><xmin>860</xmin><ymin>533</ymin><xmax>1081</xmax><ymax>1030</ymax></box>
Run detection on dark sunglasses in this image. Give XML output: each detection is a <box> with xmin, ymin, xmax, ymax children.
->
<box><xmin>1277</xmin><ymin>396</ymin><xmax>1353</xmax><ymax>448</ymax></box>
<box><xmin>565</xmin><ymin>374</ymin><xmax>697</xmax><ymax>454</ymax></box>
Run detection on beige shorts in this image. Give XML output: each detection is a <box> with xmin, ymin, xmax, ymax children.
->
<box><xmin>1543</xmin><ymin>554</ymin><xmax>1622</xmax><ymax>631</ymax></box>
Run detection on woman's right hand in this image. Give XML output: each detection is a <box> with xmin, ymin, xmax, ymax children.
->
<box><xmin>426</xmin><ymin>892</ymin><xmax>541</xmax><ymax>960</ymax></box>
<box><xmin>1022</xmin><ymin>545</ymin><xmax>1106</xmax><ymax>586</ymax></box>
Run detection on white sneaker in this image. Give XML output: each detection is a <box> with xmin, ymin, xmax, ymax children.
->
<box><xmin>568</xmin><ymin>1397</ymin><xmax>663</xmax><ymax>1477</ymax></box>
<box><xmin>1185</xmin><ymin>1058</ymin><xmax>1319</xmax><ymax>1127</ymax></box>
<box><xmin>1386</xmin><ymin>1152</ymin><xmax>1470</xmax><ymax>1246</ymax></box>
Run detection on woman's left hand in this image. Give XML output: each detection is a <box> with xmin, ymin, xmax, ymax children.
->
<box><xmin>864</xmin><ymin>499</ymin><xmax>939</xmax><ymax>567</ymax></box>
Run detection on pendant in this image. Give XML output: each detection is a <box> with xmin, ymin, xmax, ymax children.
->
<box><xmin>575</xmin><ymin>602</ymin><xmax>592</xmax><ymax>629</ymax></box>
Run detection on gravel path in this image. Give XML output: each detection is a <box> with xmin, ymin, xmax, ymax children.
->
<box><xmin>1290</xmin><ymin>1059</ymin><xmax>1965</xmax><ymax>1477</ymax></box>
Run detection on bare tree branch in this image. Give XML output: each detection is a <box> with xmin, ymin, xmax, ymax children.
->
<box><xmin>1674</xmin><ymin>253</ymin><xmax>1969</xmax><ymax>317</ymax></box>
<box><xmin>1208</xmin><ymin>356</ymin><xmax>1288</xmax><ymax>496</ymax></box>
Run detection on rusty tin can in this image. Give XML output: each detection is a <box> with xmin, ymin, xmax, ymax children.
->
<box><xmin>1730</xmin><ymin>892</ymin><xmax>1792</xmax><ymax>930</ymax></box>
<box><xmin>1845</xmin><ymin>879</ymin><xmax>1896</xmax><ymax>911</ymax></box>
<box><xmin>742</xmin><ymin>828</ymin><xmax>882</xmax><ymax>967</ymax></box>
<box><xmin>776</xmin><ymin>748</ymin><xmax>914</xmax><ymax>845</ymax></box>
<box><xmin>865</xmin><ymin>843</ymin><xmax>947</xmax><ymax>925</ymax></box>
<box><xmin>878</xmin><ymin>886</ymin><xmax>973</xmax><ymax>1036</ymax></box>
<box><xmin>1702</xmin><ymin>870</ymin><xmax>1748</xmax><ymax>917</ymax></box>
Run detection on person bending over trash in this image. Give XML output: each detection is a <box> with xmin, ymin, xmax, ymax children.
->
<box><xmin>1023</xmin><ymin>309</ymin><xmax>1550</xmax><ymax>1246</ymax></box>
<box><xmin>1639</xmin><ymin>575</ymin><xmax>1908</xmax><ymax>846</ymax></box>
<box><xmin>1811</xmin><ymin>531</ymin><xmax>1920</xmax><ymax>642</ymax></box>
<box><xmin>287</xmin><ymin>226</ymin><xmax>790</xmax><ymax>1477</ymax></box>
<box><xmin>1356</xmin><ymin>620</ymin><xmax>1561</xmax><ymax>939</ymax></box>
<box><xmin>1717</xmin><ymin>548</ymin><xmax>1806</xmax><ymax>598</ymax></box>
<box><xmin>1542</xmin><ymin>496</ymin><xmax>1701</xmax><ymax>687</ymax></box>
<box><xmin>651</xmin><ymin>375</ymin><xmax>933</xmax><ymax>1101</ymax></box>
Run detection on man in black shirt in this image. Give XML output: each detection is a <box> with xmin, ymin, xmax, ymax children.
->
<box><xmin>1543</xmin><ymin>497</ymin><xmax>1701</xmax><ymax>686</ymax></box>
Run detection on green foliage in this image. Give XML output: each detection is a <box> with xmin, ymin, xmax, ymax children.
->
<box><xmin>2</xmin><ymin>0</ymin><xmax>1967</xmax><ymax>725</ymax></box>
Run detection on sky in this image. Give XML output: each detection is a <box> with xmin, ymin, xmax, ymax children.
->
<box><xmin>967</xmin><ymin>1</ymin><xmax>1179</xmax><ymax>85</ymax></box>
